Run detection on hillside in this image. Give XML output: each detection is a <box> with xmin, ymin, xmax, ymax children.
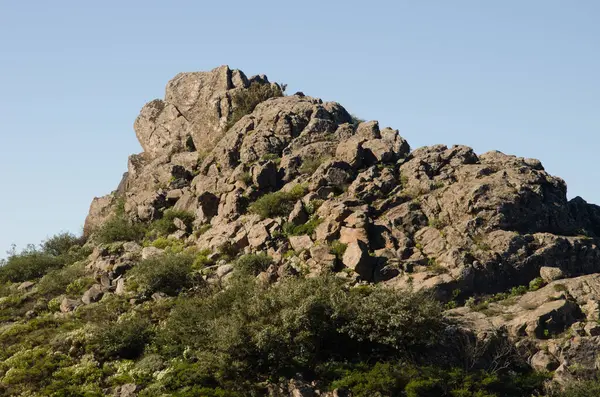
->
<box><xmin>1</xmin><ymin>66</ymin><xmax>600</xmax><ymax>396</ymax></box>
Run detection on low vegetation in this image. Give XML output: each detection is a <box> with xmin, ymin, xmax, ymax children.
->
<box><xmin>248</xmin><ymin>184</ymin><xmax>307</xmax><ymax>219</ymax></box>
<box><xmin>226</xmin><ymin>82</ymin><xmax>284</xmax><ymax>130</ymax></box>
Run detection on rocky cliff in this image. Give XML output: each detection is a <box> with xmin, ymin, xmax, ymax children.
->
<box><xmin>2</xmin><ymin>66</ymin><xmax>600</xmax><ymax>396</ymax></box>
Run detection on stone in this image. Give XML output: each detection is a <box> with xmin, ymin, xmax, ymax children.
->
<box><xmin>115</xmin><ymin>383</ymin><xmax>138</xmax><ymax>397</ymax></box>
<box><xmin>584</xmin><ymin>322</ymin><xmax>600</xmax><ymax>336</ymax></box>
<box><xmin>252</xmin><ymin>161</ymin><xmax>278</xmax><ymax>191</ymax></box>
<box><xmin>309</xmin><ymin>244</ymin><xmax>336</xmax><ymax>265</ymax></box>
<box><xmin>315</xmin><ymin>219</ymin><xmax>341</xmax><ymax>242</ymax></box>
<box><xmin>82</xmin><ymin>284</ymin><xmax>105</xmax><ymax>305</ymax></box>
<box><xmin>540</xmin><ymin>266</ymin><xmax>565</xmax><ymax>283</ymax></box>
<box><xmin>173</xmin><ymin>217</ymin><xmax>187</xmax><ymax>231</ymax></box>
<box><xmin>115</xmin><ymin>278</ymin><xmax>126</xmax><ymax>295</ymax></box>
<box><xmin>195</xmin><ymin>191</ymin><xmax>220</xmax><ymax>224</ymax></box>
<box><xmin>60</xmin><ymin>298</ymin><xmax>81</xmax><ymax>313</ymax></box>
<box><xmin>288</xmin><ymin>201</ymin><xmax>308</xmax><ymax>226</ymax></box>
<box><xmin>342</xmin><ymin>241</ymin><xmax>374</xmax><ymax>281</ymax></box>
<box><xmin>17</xmin><ymin>281</ymin><xmax>35</xmax><ymax>291</ymax></box>
<box><xmin>339</xmin><ymin>227</ymin><xmax>369</xmax><ymax>245</ymax></box>
<box><xmin>248</xmin><ymin>223</ymin><xmax>270</xmax><ymax>248</ymax></box>
<box><xmin>141</xmin><ymin>247</ymin><xmax>164</xmax><ymax>260</ymax></box>
<box><xmin>289</xmin><ymin>235</ymin><xmax>314</xmax><ymax>252</ymax></box>
<box><xmin>530</xmin><ymin>350</ymin><xmax>559</xmax><ymax>372</ymax></box>
<box><xmin>216</xmin><ymin>264</ymin><xmax>234</xmax><ymax>278</ymax></box>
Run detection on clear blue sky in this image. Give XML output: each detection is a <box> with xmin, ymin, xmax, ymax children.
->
<box><xmin>0</xmin><ymin>1</ymin><xmax>598</xmax><ymax>257</ymax></box>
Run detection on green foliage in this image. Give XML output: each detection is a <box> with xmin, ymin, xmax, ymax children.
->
<box><xmin>528</xmin><ymin>277</ymin><xmax>546</xmax><ymax>291</ymax></box>
<box><xmin>555</xmin><ymin>380</ymin><xmax>600</xmax><ymax>397</ymax></box>
<box><xmin>330</xmin><ymin>240</ymin><xmax>347</xmax><ymax>259</ymax></box>
<box><xmin>235</xmin><ymin>253</ymin><xmax>273</xmax><ymax>276</ymax></box>
<box><xmin>65</xmin><ymin>277</ymin><xmax>96</xmax><ymax>296</ymax></box>
<box><xmin>157</xmin><ymin>276</ymin><xmax>447</xmax><ymax>386</ymax></box>
<box><xmin>249</xmin><ymin>184</ymin><xmax>307</xmax><ymax>219</ymax></box>
<box><xmin>95</xmin><ymin>216</ymin><xmax>147</xmax><ymax>244</ymax></box>
<box><xmin>299</xmin><ymin>156</ymin><xmax>330</xmax><ymax>175</ymax></box>
<box><xmin>0</xmin><ymin>247</ymin><xmax>63</xmax><ymax>283</ymax></box>
<box><xmin>282</xmin><ymin>217</ymin><xmax>322</xmax><ymax>237</ymax></box>
<box><xmin>193</xmin><ymin>249</ymin><xmax>215</xmax><ymax>270</ymax></box>
<box><xmin>226</xmin><ymin>82</ymin><xmax>283</xmax><ymax>130</ymax></box>
<box><xmin>148</xmin><ymin>237</ymin><xmax>185</xmax><ymax>253</ymax></box>
<box><xmin>87</xmin><ymin>315</ymin><xmax>153</xmax><ymax>361</ymax></box>
<box><xmin>129</xmin><ymin>253</ymin><xmax>196</xmax><ymax>296</ymax></box>
<box><xmin>38</xmin><ymin>262</ymin><xmax>88</xmax><ymax>296</ymax></box>
<box><xmin>330</xmin><ymin>364</ymin><xmax>546</xmax><ymax>397</ymax></box>
<box><xmin>149</xmin><ymin>208</ymin><xmax>195</xmax><ymax>237</ymax></box>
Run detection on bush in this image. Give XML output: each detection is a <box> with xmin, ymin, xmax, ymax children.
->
<box><xmin>37</xmin><ymin>263</ymin><xmax>87</xmax><ymax>296</ymax></box>
<box><xmin>0</xmin><ymin>247</ymin><xmax>63</xmax><ymax>283</ymax></box>
<box><xmin>157</xmin><ymin>276</ymin><xmax>448</xmax><ymax>385</ymax></box>
<box><xmin>41</xmin><ymin>232</ymin><xmax>85</xmax><ymax>256</ymax></box>
<box><xmin>150</xmin><ymin>209</ymin><xmax>195</xmax><ymax>237</ymax></box>
<box><xmin>282</xmin><ymin>217</ymin><xmax>322</xmax><ymax>237</ymax></box>
<box><xmin>249</xmin><ymin>184</ymin><xmax>307</xmax><ymax>219</ymax></box>
<box><xmin>130</xmin><ymin>253</ymin><xmax>196</xmax><ymax>296</ymax></box>
<box><xmin>235</xmin><ymin>254</ymin><xmax>273</xmax><ymax>276</ymax></box>
<box><xmin>330</xmin><ymin>240</ymin><xmax>347</xmax><ymax>259</ymax></box>
<box><xmin>95</xmin><ymin>216</ymin><xmax>147</xmax><ymax>244</ymax></box>
<box><xmin>226</xmin><ymin>82</ymin><xmax>283</xmax><ymax>130</ymax></box>
<box><xmin>299</xmin><ymin>156</ymin><xmax>329</xmax><ymax>175</ymax></box>
<box><xmin>87</xmin><ymin>315</ymin><xmax>153</xmax><ymax>361</ymax></box>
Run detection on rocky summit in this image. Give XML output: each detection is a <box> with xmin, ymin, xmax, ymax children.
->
<box><xmin>2</xmin><ymin>66</ymin><xmax>600</xmax><ymax>396</ymax></box>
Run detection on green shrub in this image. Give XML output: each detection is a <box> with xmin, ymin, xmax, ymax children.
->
<box><xmin>149</xmin><ymin>237</ymin><xmax>185</xmax><ymax>253</ymax></box>
<box><xmin>0</xmin><ymin>247</ymin><xmax>63</xmax><ymax>283</ymax></box>
<box><xmin>249</xmin><ymin>184</ymin><xmax>307</xmax><ymax>219</ymax></box>
<box><xmin>330</xmin><ymin>240</ymin><xmax>347</xmax><ymax>259</ymax></box>
<box><xmin>65</xmin><ymin>277</ymin><xmax>96</xmax><ymax>296</ymax></box>
<box><xmin>282</xmin><ymin>217</ymin><xmax>322</xmax><ymax>237</ymax></box>
<box><xmin>95</xmin><ymin>216</ymin><xmax>147</xmax><ymax>244</ymax></box>
<box><xmin>556</xmin><ymin>380</ymin><xmax>600</xmax><ymax>397</ymax></box>
<box><xmin>226</xmin><ymin>82</ymin><xmax>283</xmax><ymax>130</ymax></box>
<box><xmin>41</xmin><ymin>232</ymin><xmax>85</xmax><ymax>257</ymax></box>
<box><xmin>130</xmin><ymin>253</ymin><xmax>196</xmax><ymax>296</ymax></box>
<box><xmin>150</xmin><ymin>209</ymin><xmax>195</xmax><ymax>237</ymax></box>
<box><xmin>235</xmin><ymin>254</ymin><xmax>273</xmax><ymax>276</ymax></box>
<box><xmin>37</xmin><ymin>263</ymin><xmax>87</xmax><ymax>296</ymax></box>
<box><xmin>299</xmin><ymin>156</ymin><xmax>329</xmax><ymax>175</ymax></box>
<box><xmin>157</xmin><ymin>276</ymin><xmax>447</xmax><ymax>384</ymax></box>
<box><xmin>528</xmin><ymin>277</ymin><xmax>545</xmax><ymax>291</ymax></box>
<box><xmin>87</xmin><ymin>315</ymin><xmax>153</xmax><ymax>361</ymax></box>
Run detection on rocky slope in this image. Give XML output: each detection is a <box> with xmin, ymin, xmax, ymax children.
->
<box><xmin>83</xmin><ymin>66</ymin><xmax>600</xmax><ymax>388</ymax></box>
<box><xmin>3</xmin><ymin>65</ymin><xmax>600</xmax><ymax>396</ymax></box>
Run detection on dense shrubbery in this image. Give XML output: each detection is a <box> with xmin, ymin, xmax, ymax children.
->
<box><xmin>234</xmin><ymin>253</ymin><xmax>273</xmax><ymax>276</ymax></box>
<box><xmin>249</xmin><ymin>184</ymin><xmax>307</xmax><ymax>219</ymax></box>
<box><xmin>129</xmin><ymin>253</ymin><xmax>197</xmax><ymax>296</ymax></box>
<box><xmin>95</xmin><ymin>215</ymin><xmax>147</xmax><ymax>244</ymax></box>
<box><xmin>87</xmin><ymin>315</ymin><xmax>153</xmax><ymax>361</ymax></box>
<box><xmin>149</xmin><ymin>208</ymin><xmax>195</xmax><ymax>237</ymax></box>
<box><xmin>0</xmin><ymin>232</ymin><xmax>88</xmax><ymax>283</ymax></box>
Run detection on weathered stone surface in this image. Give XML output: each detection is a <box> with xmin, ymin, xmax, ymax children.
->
<box><xmin>17</xmin><ymin>281</ymin><xmax>35</xmax><ymax>291</ymax></box>
<box><xmin>141</xmin><ymin>247</ymin><xmax>164</xmax><ymax>260</ymax></box>
<box><xmin>540</xmin><ymin>266</ymin><xmax>565</xmax><ymax>283</ymax></box>
<box><xmin>60</xmin><ymin>298</ymin><xmax>81</xmax><ymax>313</ymax></box>
<box><xmin>342</xmin><ymin>241</ymin><xmax>373</xmax><ymax>281</ymax></box>
<box><xmin>289</xmin><ymin>235</ymin><xmax>314</xmax><ymax>252</ymax></box>
<box><xmin>530</xmin><ymin>350</ymin><xmax>559</xmax><ymax>372</ymax></box>
<box><xmin>82</xmin><ymin>284</ymin><xmax>105</xmax><ymax>305</ymax></box>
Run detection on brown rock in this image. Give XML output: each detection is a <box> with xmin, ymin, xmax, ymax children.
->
<box><xmin>342</xmin><ymin>241</ymin><xmax>374</xmax><ymax>281</ymax></box>
<box><xmin>82</xmin><ymin>284</ymin><xmax>105</xmax><ymax>305</ymax></box>
<box><xmin>289</xmin><ymin>235</ymin><xmax>314</xmax><ymax>252</ymax></box>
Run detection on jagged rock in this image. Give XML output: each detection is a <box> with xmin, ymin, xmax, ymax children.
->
<box><xmin>288</xmin><ymin>201</ymin><xmax>308</xmax><ymax>226</ymax></box>
<box><xmin>530</xmin><ymin>350</ymin><xmax>559</xmax><ymax>372</ymax></box>
<box><xmin>17</xmin><ymin>281</ymin><xmax>35</xmax><ymax>291</ymax></box>
<box><xmin>252</xmin><ymin>161</ymin><xmax>278</xmax><ymax>191</ymax></box>
<box><xmin>216</xmin><ymin>264</ymin><xmax>234</xmax><ymax>278</ymax></box>
<box><xmin>141</xmin><ymin>247</ymin><xmax>163</xmax><ymax>260</ymax></box>
<box><xmin>60</xmin><ymin>298</ymin><xmax>82</xmax><ymax>313</ymax></box>
<box><xmin>339</xmin><ymin>227</ymin><xmax>369</xmax><ymax>245</ymax></box>
<box><xmin>585</xmin><ymin>322</ymin><xmax>600</xmax><ymax>336</ymax></box>
<box><xmin>114</xmin><ymin>383</ymin><xmax>138</xmax><ymax>397</ymax></box>
<box><xmin>289</xmin><ymin>235</ymin><xmax>313</xmax><ymax>252</ymax></box>
<box><xmin>342</xmin><ymin>241</ymin><xmax>373</xmax><ymax>281</ymax></box>
<box><xmin>540</xmin><ymin>266</ymin><xmax>565</xmax><ymax>283</ymax></box>
<box><xmin>248</xmin><ymin>223</ymin><xmax>270</xmax><ymax>248</ymax></box>
<box><xmin>115</xmin><ymin>279</ymin><xmax>126</xmax><ymax>295</ymax></box>
<box><xmin>82</xmin><ymin>284</ymin><xmax>105</xmax><ymax>305</ymax></box>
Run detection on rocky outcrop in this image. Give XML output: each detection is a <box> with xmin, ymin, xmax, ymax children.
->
<box><xmin>82</xmin><ymin>66</ymin><xmax>600</xmax><ymax>387</ymax></box>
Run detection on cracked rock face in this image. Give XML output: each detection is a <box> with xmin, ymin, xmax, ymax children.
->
<box><xmin>84</xmin><ymin>65</ymin><xmax>600</xmax><ymax>384</ymax></box>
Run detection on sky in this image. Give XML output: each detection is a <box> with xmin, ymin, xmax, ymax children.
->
<box><xmin>0</xmin><ymin>1</ymin><xmax>598</xmax><ymax>257</ymax></box>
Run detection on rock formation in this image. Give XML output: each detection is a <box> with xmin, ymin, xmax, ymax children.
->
<box><xmin>78</xmin><ymin>65</ymin><xmax>600</xmax><ymax>389</ymax></box>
